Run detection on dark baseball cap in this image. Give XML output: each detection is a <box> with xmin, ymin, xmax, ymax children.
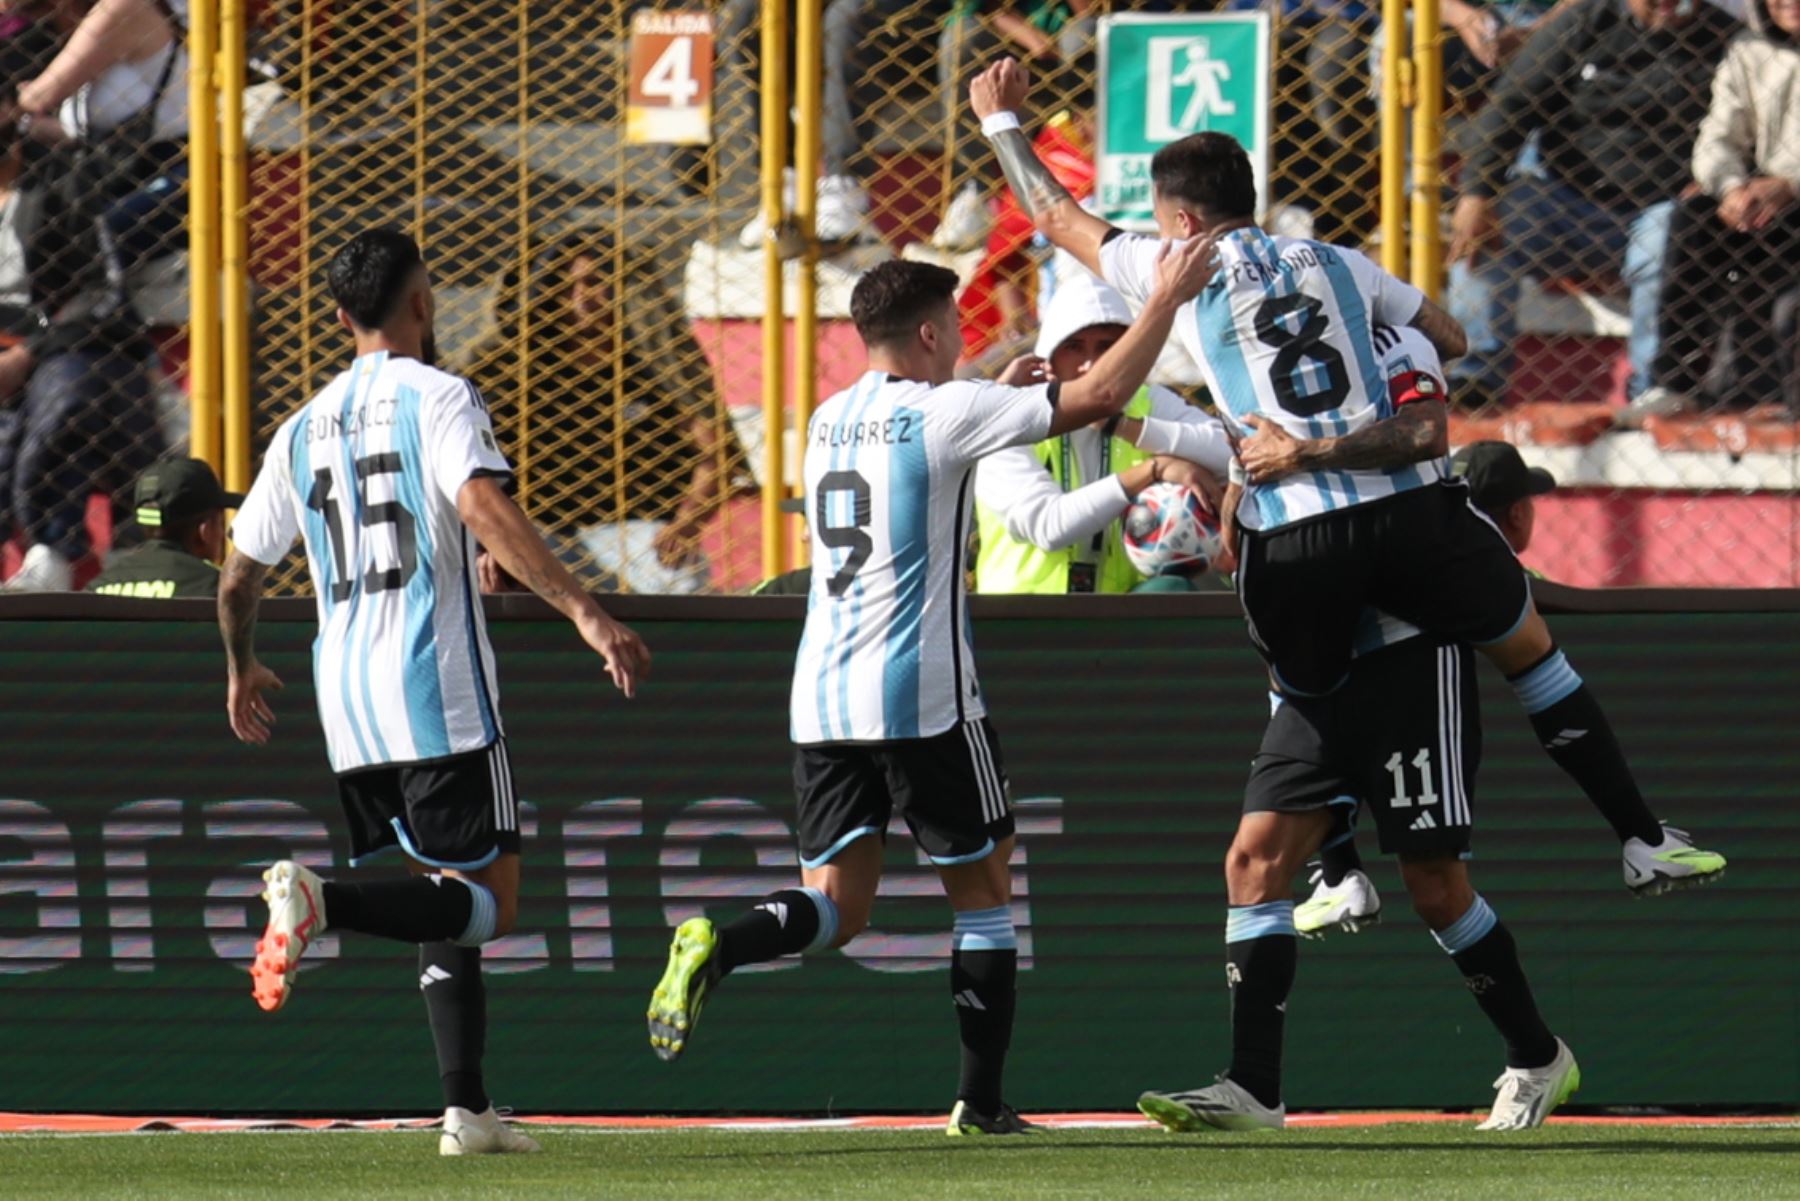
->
<box><xmin>134</xmin><ymin>459</ymin><xmax>245</xmax><ymax>528</ymax></box>
<box><xmin>1451</xmin><ymin>441</ymin><xmax>1555</xmax><ymax>511</ymax></box>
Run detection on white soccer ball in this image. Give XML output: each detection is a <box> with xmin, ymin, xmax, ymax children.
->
<box><xmin>1122</xmin><ymin>482</ymin><xmax>1224</xmax><ymax>578</ymax></box>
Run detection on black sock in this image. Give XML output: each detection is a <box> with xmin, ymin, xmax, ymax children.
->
<box><xmin>1435</xmin><ymin>897</ymin><xmax>1557</xmax><ymax>1070</ymax></box>
<box><xmin>1224</xmin><ymin>904</ymin><xmax>1298</xmax><ymax>1110</ymax></box>
<box><xmin>1317</xmin><ymin>836</ymin><xmax>1364</xmax><ymax>889</ymax></box>
<box><xmin>716</xmin><ymin>887</ymin><xmax>835</xmax><ymax>974</ymax></box>
<box><xmin>419</xmin><ymin>942</ymin><xmax>489</xmax><ymax>1113</ymax></box>
<box><xmin>1509</xmin><ymin>648</ymin><xmax>1662</xmax><ymax>845</ymax></box>
<box><xmin>951</xmin><ymin>906</ymin><xmax>1019</xmax><ymax>1115</ymax></box>
<box><xmin>322</xmin><ymin>876</ymin><xmax>477</xmax><ymax>944</ymax></box>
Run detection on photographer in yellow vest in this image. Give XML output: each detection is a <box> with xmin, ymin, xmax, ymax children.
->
<box><xmin>974</xmin><ymin>276</ymin><xmax>1232</xmax><ymax>594</ymax></box>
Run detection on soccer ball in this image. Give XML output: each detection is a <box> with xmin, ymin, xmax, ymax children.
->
<box><xmin>1122</xmin><ymin>482</ymin><xmax>1224</xmax><ymax>578</ymax></box>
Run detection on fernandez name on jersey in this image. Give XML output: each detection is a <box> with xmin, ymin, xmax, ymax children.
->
<box><xmin>232</xmin><ymin>351</ymin><xmax>513</xmax><ymax>775</ymax></box>
<box><xmin>789</xmin><ymin>370</ymin><xmax>1056</xmax><ymax>747</ymax></box>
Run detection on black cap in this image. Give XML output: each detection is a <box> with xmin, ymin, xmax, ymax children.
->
<box><xmin>1451</xmin><ymin>441</ymin><xmax>1555</xmax><ymax>511</ymax></box>
<box><xmin>134</xmin><ymin>459</ymin><xmax>245</xmax><ymax>528</ymax></box>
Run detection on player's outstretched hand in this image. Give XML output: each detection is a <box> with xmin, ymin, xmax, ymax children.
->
<box><xmin>998</xmin><ymin>353</ymin><xmax>1048</xmax><ymax>386</ymax></box>
<box><xmin>227</xmin><ymin>661</ymin><xmax>283</xmax><ymax>745</ymax></box>
<box><xmin>579</xmin><ymin>609</ymin><xmax>651</xmax><ymax>699</ymax></box>
<box><xmin>1237</xmin><ymin>415</ymin><xmax>1305</xmax><ymax>484</ymax></box>
<box><xmin>970</xmin><ymin>58</ymin><xmax>1029</xmax><ymax>120</ymax></box>
<box><xmin>1152</xmin><ymin>235</ymin><xmax>1219</xmax><ymax>303</ymax></box>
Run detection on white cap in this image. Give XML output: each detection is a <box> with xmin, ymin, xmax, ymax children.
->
<box><xmin>1033</xmin><ymin>273</ymin><xmax>1136</xmax><ymax>360</ymax></box>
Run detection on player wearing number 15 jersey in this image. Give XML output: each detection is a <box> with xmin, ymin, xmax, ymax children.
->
<box><xmin>218</xmin><ymin>228</ymin><xmax>647</xmax><ymax>1156</ymax></box>
<box><xmin>647</xmin><ymin>251</ymin><xmax>1217</xmax><ymax>1133</ymax></box>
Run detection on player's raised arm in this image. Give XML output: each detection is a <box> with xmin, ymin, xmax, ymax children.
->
<box><xmin>456</xmin><ymin>477</ymin><xmax>650</xmax><ymax>698</ymax></box>
<box><xmin>971</xmin><ymin>58</ymin><xmax>1118</xmax><ymax>278</ymax></box>
<box><xmin>1048</xmin><ymin>237</ymin><xmax>1218</xmax><ymax>435</ymax></box>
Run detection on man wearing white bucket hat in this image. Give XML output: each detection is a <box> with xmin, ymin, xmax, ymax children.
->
<box><xmin>974</xmin><ymin>275</ymin><xmax>1233</xmax><ymax>594</ymax></box>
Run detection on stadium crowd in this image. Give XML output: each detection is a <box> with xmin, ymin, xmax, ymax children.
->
<box><xmin>0</xmin><ymin>0</ymin><xmax>1793</xmax><ymax>594</ymax></box>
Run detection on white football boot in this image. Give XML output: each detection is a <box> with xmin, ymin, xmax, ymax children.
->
<box><xmin>1293</xmin><ymin>868</ymin><xmax>1382</xmax><ymax>939</ymax></box>
<box><xmin>251</xmin><ymin>860</ymin><xmax>327</xmax><ymax>1012</ymax></box>
<box><xmin>1138</xmin><ymin>1077</ymin><xmax>1286</xmax><ymax>1132</ymax></box>
<box><xmin>1622</xmin><ymin>825</ymin><xmax>1726</xmax><ymax>896</ymax></box>
<box><xmin>931</xmin><ymin>182</ymin><xmax>993</xmax><ymax>251</ymax></box>
<box><xmin>1477</xmin><ymin>1039</ymin><xmax>1580</xmax><ymax>1131</ymax></box>
<box><xmin>441</xmin><ymin>1106</ymin><xmax>542</xmax><ymax>1156</ymax></box>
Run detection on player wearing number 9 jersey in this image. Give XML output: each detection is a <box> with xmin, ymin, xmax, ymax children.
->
<box><xmin>646</xmin><ymin>252</ymin><xmax>1217</xmax><ymax>1134</ymax></box>
<box><xmin>219</xmin><ymin>228</ymin><xmax>647</xmax><ymax>1156</ymax></box>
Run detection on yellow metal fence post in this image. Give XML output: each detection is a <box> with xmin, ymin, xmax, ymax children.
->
<box><xmin>759</xmin><ymin>0</ymin><xmax>789</xmax><ymax>580</ymax></box>
<box><xmin>1379</xmin><ymin>0</ymin><xmax>1409</xmax><ymax>279</ymax></box>
<box><xmin>1410</xmin><ymin>0</ymin><xmax>1443</xmax><ymax>299</ymax></box>
<box><xmin>792</xmin><ymin>0</ymin><xmax>821</xmax><ymax>571</ymax></box>
<box><xmin>218</xmin><ymin>0</ymin><xmax>250</xmax><ymax>494</ymax></box>
<box><xmin>187</xmin><ymin>0</ymin><xmax>221</xmax><ymax>472</ymax></box>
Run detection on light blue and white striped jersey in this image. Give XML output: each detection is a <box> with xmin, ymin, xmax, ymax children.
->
<box><xmin>790</xmin><ymin>371</ymin><xmax>1055</xmax><ymax>745</ymax></box>
<box><xmin>232</xmin><ymin>352</ymin><xmax>513</xmax><ymax>774</ymax></box>
<box><xmin>1100</xmin><ymin>227</ymin><xmax>1443</xmax><ymax>531</ymax></box>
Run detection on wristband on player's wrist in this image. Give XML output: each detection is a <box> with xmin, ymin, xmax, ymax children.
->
<box><xmin>980</xmin><ymin>111</ymin><xmax>1022</xmax><ymax>138</ymax></box>
<box><xmin>1227</xmin><ymin>458</ymin><xmax>1247</xmax><ymax>487</ymax></box>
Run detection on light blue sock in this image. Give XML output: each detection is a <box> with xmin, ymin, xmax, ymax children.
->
<box><xmin>952</xmin><ymin>905</ymin><xmax>1016</xmax><ymax>952</ymax></box>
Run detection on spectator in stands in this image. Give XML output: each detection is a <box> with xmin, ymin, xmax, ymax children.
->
<box><xmin>727</xmin><ymin>0</ymin><xmax>889</xmax><ymax>252</ymax></box>
<box><xmin>1445</xmin><ymin>0</ymin><xmax>1739</xmax><ymax>411</ymax></box>
<box><xmin>0</xmin><ymin>13</ymin><xmax>160</xmax><ymax>592</ymax></box>
<box><xmin>11</xmin><ymin>0</ymin><xmax>190</xmax><ymax>305</ymax></box>
<box><xmin>1629</xmin><ymin>0</ymin><xmax>1800</xmax><ymax>421</ymax></box>
<box><xmin>463</xmin><ymin>231</ymin><xmax>744</xmax><ymax>594</ymax></box>
<box><xmin>85</xmin><ymin>457</ymin><xmax>238</xmax><ymax>597</ymax></box>
<box><xmin>930</xmin><ymin>0</ymin><xmax>1100</xmax><ymax>252</ymax></box>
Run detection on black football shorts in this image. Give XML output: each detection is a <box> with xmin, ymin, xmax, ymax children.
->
<box><xmin>1245</xmin><ymin>636</ymin><xmax>1481</xmax><ymax>857</ymax></box>
<box><xmin>1236</xmin><ymin>480</ymin><xmax>1529</xmax><ymax>697</ymax></box>
<box><xmin>337</xmin><ymin>738</ymin><xmax>522</xmax><ymax>870</ymax></box>
<box><xmin>793</xmin><ymin>718</ymin><xmax>1014</xmax><ymax>868</ymax></box>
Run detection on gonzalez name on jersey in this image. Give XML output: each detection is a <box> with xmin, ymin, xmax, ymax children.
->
<box><xmin>790</xmin><ymin>370</ymin><xmax>1055</xmax><ymax>746</ymax></box>
<box><xmin>231</xmin><ymin>351</ymin><xmax>513</xmax><ymax>773</ymax></box>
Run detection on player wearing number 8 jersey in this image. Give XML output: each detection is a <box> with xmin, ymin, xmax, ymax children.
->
<box><xmin>647</xmin><ymin>250</ymin><xmax>1218</xmax><ymax>1134</ymax></box>
<box><xmin>219</xmin><ymin>228</ymin><xmax>648</xmax><ymax>1156</ymax></box>
<box><xmin>973</xmin><ymin>59</ymin><xmax>1726</xmax><ymax>897</ymax></box>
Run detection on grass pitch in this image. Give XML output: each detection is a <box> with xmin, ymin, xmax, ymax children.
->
<box><xmin>3</xmin><ymin>1123</ymin><xmax>1799</xmax><ymax>1200</ymax></box>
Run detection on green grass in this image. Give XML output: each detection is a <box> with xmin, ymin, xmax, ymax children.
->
<box><xmin>4</xmin><ymin>1125</ymin><xmax>1800</xmax><ymax>1200</ymax></box>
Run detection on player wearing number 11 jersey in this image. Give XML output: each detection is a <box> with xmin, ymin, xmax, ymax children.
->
<box><xmin>219</xmin><ymin>228</ymin><xmax>647</xmax><ymax>1156</ymax></box>
<box><xmin>647</xmin><ymin>251</ymin><xmax>1217</xmax><ymax>1133</ymax></box>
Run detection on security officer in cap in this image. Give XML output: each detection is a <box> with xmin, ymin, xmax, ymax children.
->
<box><xmin>87</xmin><ymin>459</ymin><xmax>244</xmax><ymax>598</ymax></box>
<box><xmin>1452</xmin><ymin>440</ymin><xmax>1556</xmax><ymax>558</ymax></box>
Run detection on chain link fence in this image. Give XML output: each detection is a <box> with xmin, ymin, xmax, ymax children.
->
<box><xmin>1425</xmin><ymin>0</ymin><xmax>1799</xmax><ymax>585</ymax></box>
<box><xmin>1</xmin><ymin>1</ymin><xmax>194</xmax><ymax>592</ymax></box>
<box><xmin>243</xmin><ymin>0</ymin><xmax>759</xmax><ymax>596</ymax></box>
<box><xmin>2</xmin><ymin>0</ymin><xmax>1793</xmax><ymax>594</ymax></box>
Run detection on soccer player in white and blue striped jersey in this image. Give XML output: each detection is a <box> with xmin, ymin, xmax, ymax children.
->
<box><xmin>219</xmin><ymin>228</ymin><xmax>648</xmax><ymax>1156</ymax></box>
<box><xmin>974</xmin><ymin>57</ymin><xmax>1721</xmax><ymax>881</ymax></box>
<box><xmin>646</xmin><ymin>248</ymin><xmax>1218</xmax><ymax>1134</ymax></box>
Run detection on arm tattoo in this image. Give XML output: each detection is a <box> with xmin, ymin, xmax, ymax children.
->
<box><xmin>990</xmin><ymin>128</ymin><xmax>1075</xmax><ymax>219</ymax></box>
<box><xmin>218</xmin><ymin>552</ymin><xmax>270</xmax><ymax>673</ymax></box>
<box><xmin>1299</xmin><ymin>405</ymin><xmax>1448</xmax><ymax>473</ymax></box>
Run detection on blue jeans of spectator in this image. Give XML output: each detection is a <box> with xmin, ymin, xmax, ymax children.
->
<box><xmin>0</xmin><ymin>350</ymin><xmax>159</xmax><ymax>559</ymax></box>
<box><xmin>1448</xmin><ymin>175</ymin><xmax>1673</xmax><ymax>400</ymax></box>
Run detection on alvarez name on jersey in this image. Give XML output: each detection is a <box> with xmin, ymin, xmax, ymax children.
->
<box><xmin>1100</xmin><ymin>227</ymin><xmax>1444</xmax><ymax>531</ymax></box>
<box><xmin>789</xmin><ymin>370</ymin><xmax>1055</xmax><ymax>746</ymax></box>
<box><xmin>231</xmin><ymin>351</ymin><xmax>513</xmax><ymax>774</ymax></box>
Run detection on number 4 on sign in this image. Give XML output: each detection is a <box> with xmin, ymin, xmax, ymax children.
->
<box><xmin>642</xmin><ymin>37</ymin><xmax>700</xmax><ymax>107</ymax></box>
<box><xmin>1384</xmin><ymin>748</ymin><xmax>1439</xmax><ymax>809</ymax></box>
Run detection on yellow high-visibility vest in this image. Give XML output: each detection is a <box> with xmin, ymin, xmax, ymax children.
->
<box><xmin>975</xmin><ymin>387</ymin><xmax>1154</xmax><ymax>594</ymax></box>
